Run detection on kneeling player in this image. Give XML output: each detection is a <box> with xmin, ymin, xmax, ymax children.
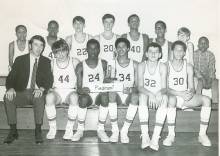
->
<box><xmin>45</xmin><ymin>39</ymin><xmax>79</xmax><ymax>140</ymax></box>
<box><xmin>108</xmin><ymin>38</ymin><xmax>139</xmax><ymax>143</ymax></box>
<box><xmin>138</xmin><ymin>42</ymin><xmax>168</xmax><ymax>151</ymax></box>
<box><xmin>72</xmin><ymin>39</ymin><xmax>109</xmax><ymax>142</ymax></box>
<box><xmin>163</xmin><ymin>41</ymin><xmax>212</xmax><ymax>147</ymax></box>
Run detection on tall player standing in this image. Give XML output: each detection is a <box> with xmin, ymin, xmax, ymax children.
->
<box><xmin>45</xmin><ymin>39</ymin><xmax>79</xmax><ymax>140</ymax></box>
<box><xmin>138</xmin><ymin>42</ymin><xmax>168</xmax><ymax>151</ymax></box>
<box><xmin>163</xmin><ymin>41</ymin><xmax>212</xmax><ymax>147</ymax></box>
<box><xmin>121</xmin><ymin>14</ymin><xmax>149</xmax><ymax>63</ymax></box>
<box><xmin>72</xmin><ymin>39</ymin><xmax>110</xmax><ymax>142</ymax></box>
<box><xmin>66</xmin><ymin>16</ymin><xmax>93</xmax><ymax>62</ymax></box>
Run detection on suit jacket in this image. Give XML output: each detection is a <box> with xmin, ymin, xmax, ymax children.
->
<box><xmin>6</xmin><ymin>54</ymin><xmax>53</xmax><ymax>92</ymax></box>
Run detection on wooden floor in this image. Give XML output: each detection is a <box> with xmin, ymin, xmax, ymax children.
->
<box><xmin>0</xmin><ymin>130</ymin><xmax>218</xmax><ymax>156</ymax></box>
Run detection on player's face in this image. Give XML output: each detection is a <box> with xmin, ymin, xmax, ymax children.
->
<box><xmin>146</xmin><ymin>47</ymin><xmax>161</xmax><ymax>62</ymax></box>
<box><xmin>73</xmin><ymin>20</ymin><xmax>84</xmax><ymax>32</ymax></box>
<box><xmin>178</xmin><ymin>31</ymin><xmax>189</xmax><ymax>42</ymax></box>
<box><xmin>48</xmin><ymin>22</ymin><xmax>59</xmax><ymax>36</ymax></box>
<box><xmin>87</xmin><ymin>43</ymin><xmax>100</xmax><ymax>59</ymax></box>
<box><xmin>116</xmin><ymin>42</ymin><xmax>129</xmax><ymax>57</ymax></box>
<box><xmin>128</xmin><ymin>16</ymin><xmax>140</xmax><ymax>29</ymax></box>
<box><xmin>103</xmin><ymin>18</ymin><xmax>114</xmax><ymax>31</ymax></box>
<box><xmin>155</xmin><ymin>23</ymin><xmax>166</xmax><ymax>37</ymax></box>
<box><xmin>173</xmin><ymin>44</ymin><xmax>186</xmax><ymax>60</ymax></box>
<box><xmin>29</xmin><ymin>39</ymin><xmax>44</xmax><ymax>57</ymax></box>
<box><xmin>54</xmin><ymin>50</ymin><xmax>69</xmax><ymax>62</ymax></box>
<box><xmin>198</xmin><ymin>38</ymin><xmax>209</xmax><ymax>52</ymax></box>
<box><xmin>16</xmin><ymin>27</ymin><xmax>27</xmax><ymax>40</ymax></box>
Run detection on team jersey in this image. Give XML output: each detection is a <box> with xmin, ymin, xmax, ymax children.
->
<box><xmin>168</xmin><ymin>60</ymin><xmax>188</xmax><ymax>91</ymax></box>
<box><xmin>127</xmin><ymin>33</ymin><xmax>144</xmax><ymax>63</ymax></box>
<box><xmin>82</xmin><ymin>59</ymin><xmax>104</xmax><ymax>90</ymax></box>
<box><xmin>153</xmin><ymin>38</ymin><xmax>169</xmax><ymax>63</ymax></box>
<box><xmin>143</xmin><ymin>61</ymin><xmax>161</xmax><ymax>94</ymax></box>
<box><xmin>42</xmin><ymin>37</ymin><xmax>60</xmax><ymax>60</ymax></box>
<box><xmin>13</xmin><ymin>40</ymin><xmax>29</xmax><ymax>62</ymax></box>
<box><xmin>115</xmin><ymin>59</ymin><xmax>135</xmax><ymax>88</ymax></box>
<box><xmin>52</xmin><ymin>57</ymin><xmax>77</xmax><ymax>89</ymax></box>
<box><xmin>70</xmin><ymin>34</ymin><xmax>89</xmax><ymax>61</ymax></box>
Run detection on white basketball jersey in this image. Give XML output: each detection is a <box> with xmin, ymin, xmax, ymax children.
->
<box><xmin>168</xmin><ymin>60</ymin><xmax>188</xmax><ymax>91</ymax></box>
<box><xmin>153</xmin><ymin>38</ymin><xmax>169</xmax><ymax>63</ymax></box>
<box><xmin>143</xmin><ymin>61</ymin><xmax>161</xmax><ymax>94</ymax></box>
<box><xmin>70</xmin><ymin>34</ymin><xmax>89</xmax><ymax>61</ymax></box>
<box><xmin>127</xmin><ymin>33</ymin><xmax>144</xmax><ymax>63</ymax></box>
<box><xmin>82</xmin><ymin>59</ymin><xmax>104</xmax><ymax>90</ymax></box>
<box><xmin>13</xmin><ymin>40</ymin><xmax>29</xmax><ymax>62</ymax></box>
<box><xmin>52</xmin><ymin>57</ymin><xmax>77</xmax><ymax>89</ymax></box>
<box><xmin>115</xmin><ymin>59</ymin><xmax>135</xmax><ymax>88</ymax></box>
<box><xmin>43</xmin><ymin>37</ymin><xmax>60</xmax><ymax>60</ymax></box>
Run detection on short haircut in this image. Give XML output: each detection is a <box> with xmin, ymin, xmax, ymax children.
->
<box><xmin>72</xmin><ymin>16</ymin><xmax>85</xmax><ymax>24</ymax></box>
<box><xmin>52</xmin><ymin>39</ymin><xmax>69</xmax><ymax>55</ymax></box>
<box><xmin>86</xmin><ymin>39</ymin><xmax>100</xmax><ymax>49</ymax></box>
<box><xmin>48</xmin><ymin>20</ymin><xmax>59</xmax><ymax>28</ymax></box>
<box><xmin>146</xmin><ymin>42</ymin><xmax>162</xmax><ymax>54</ymax></box>
<box><xmin>155</xmin><ymin>20</ymin><xmax>166</xmax><ymax>29</ymax></box>
<box><xmin>29</xmin><ymin>35</ymin><xmax>46</xmax><ymax>50</ymax></box>
<box><xmin>171</xmin><ymin>40</ymin><xmax>187</xmax><ymax>52</ymax></box>
<box><xmin>102</xmin><ymin>14</ymin><xmax>115</xmax><ymax>23</ymax></box>
<box><xmin>127</xmin><ymin>14</ymin><xmax>140</xmax><ymax>23</ymax></box>
<box><xmin>15</xmin><ymin>25</ymin><xmax>27</xmax><ymax>32</ymax></box>
<box><xmin>199</xmin><ymin>36</ymin><xmax>209</xmax><ymax>44</ymax></box>
<box><xmin>115</xmin><ymin>38</ymin><xmax>130</xmax><ymax>49</ymax></box>
<box><xmin>178</xmin><ymin>27</ymin><xmax>191</xmax><ymax>37</ymax></box>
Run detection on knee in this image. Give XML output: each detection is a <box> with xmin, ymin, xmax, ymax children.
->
<box><xmin>130</xmin><ymin>93</ymin><xmax>139</xmax><ymax>105</ymax></box>
<box><xmin>168</xmin><ymin>96</ymin><xmax>177</xmax><ymax>108</ymax></box>
<box><xmin>46</xmin><ymin>92</ymin><xmax>56</xmax><ymax>106</ymax></box>
<box><xmin>160</xmin><ymin>95</ymin><xmax>168</xmax><ymax>108</ymax></box>
<box><xmin>69</xmin><ymin>92</ymin><xmax>78</xmax><ymax>106</ymax></box>
<box><xmin>100</xmin><ymin>93</ymin><xmax>109</xmax><ymax>107</ymax></box>
<box><xmin>202</xmin><ymin>96</ymin><xmax>211</xmax><ymax>107</ymax></box>
<box><xmin>109</xmin><ymin>92</ymin><xmax>117</xmax><ymax>103</ymax></box>
<box><xmin>79</xmin><ymin>95</ymin><xmax>90</xmax><ymax>108</ymax></box>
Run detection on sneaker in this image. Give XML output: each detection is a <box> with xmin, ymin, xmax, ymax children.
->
<box><xmin>3</xmin><ymin>130</ymin><xmax>18</xmax><ymax>144</ymax></box>
<box><xmin>163</xmin><ymin>135</ymin><xmax>175</xmax><ymax>146</ymax></box>
<box><xmin>71</xmin><ymin>130</ymin><xmax>83</xmax><ymax>142</ymax></box>
<box><xmin>35</xmin><ymin>129</ymin><xmax>43</xmax><ymax>144</ymax></box>
<box><xmin>110</xmin><ymin>131</ymin><xmax>119</xmax><ymax>143</ymax></box>
<box><xmin>120</xmin><ymin>130</ymin><xmax>129</xmax><ymax>143</ymax></box>
<box><xmin>150</xmin><ymin>140</ymin><xmax>159</xmax><ymax>151</ymax></box>
<box><xmin>46</xmin><ymin>127</ymin><xmax>57</xmax><ymax>140</ymax></box>
<box><xmin>97</xmin><ymin>130</ymin><xmax>109</xmax><ymax>142</ymax></box>
<box><xmin>198</xmin><ymin>135</ymin><xmax>212</xmax><ymax>147</ymax></box>
<box><xmin>63</xmin><ymin>129</ymin><xmax>73</xmax><ymax>140</ymax></box>
<box><xmin>141</xmin><ymin>134</ymin><xmax>150</xmax><ymax>149</ymax></box>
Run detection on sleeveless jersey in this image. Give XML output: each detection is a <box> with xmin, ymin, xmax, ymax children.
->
<box><xmin>143</xmin><ymin>61</ymin><xmax>161</xmax><ymax>94</ymax></box>
<box><xmin>115</xmin><ymin>59</ymin><xmax>135</xmax><ymax>88</ymax></box>
<box><xmin>13</xmin><ymin>40</ymin><xmax>29</xmax><ymax>62</ymax></box>
<box><xmin>43</xmin><ymin>37</ymin><xmax>60</xmax><ymax>60</ymax></box>
<box><xmin>82</xmin><ymin>59</ymin><xmax>104</xmax><ymax>90</ymax></box>
<box><xmin>153</xmin><ymin>38</ymin><xmax>169</xmax><ymax>63</ymax></box>
<box><xmin>168</xmin><ymin>60</ymin><xmax>188</xmax><ymax>91</ymax></box>
<box><xmin>127</xmin><ymin>33</ymin><xmax>144</xmax><ymax>63</ymax></box>
<box><xmin>52</xmin><ymin>57</ymin><xmax>77</xmax><ymax>89</ymax></box>
<box><xmin>70</xmin><ymin>34</ymin><xmax>89</xmax><ymax>61</ymax></box>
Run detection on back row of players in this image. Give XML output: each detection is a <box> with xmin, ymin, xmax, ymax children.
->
<box><xmin>8</xmin><ymin>14</ymin><xmax>212</xmax><ymax>151</ymax></box>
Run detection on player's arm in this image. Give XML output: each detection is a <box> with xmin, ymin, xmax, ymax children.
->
<box><xmin>187</xmin><ymin>42</ymin><xmax>194</xmax><ymax>65</ymax></box>
<box><xmin>142</xmin><ymin>34</ymin><xmax>149</xmax><ymax>62</ymax></box>
<box><xmin>102</xmin><ymin>59</ymin><xmax>112</xmax><ymax>83</ymax></box>
<box><xmin>168</xmin><ymin>41</ymin><xmax>173</xmax><ymax>61</ymax></box>
<box><xmin>187</xmin><ymin>63</ymin><xmax>196</xmax><ymax>94</ymax></box>
<box><xmin>8</xmin><ymin>41</ymin><xmax>14</xmax><ymax>70</ymax></box>
<box><xmin>72</xmin><ymin>58</ymin><xmax>80</xmax><ymax>69</ymax></box>
<box><xmin>65</xmin><ymin>35</ymin><xmax>72</xmax><ymax>50</ymax></box>
<box><xmin>75</xmin><ymin>62</ymin><xmax>84</xmax><ymax>94</ymax></box>
<box><xmin>158</xmin><ymin>63</ymin><xmax>167</xmax><ymax>94</ymax></box>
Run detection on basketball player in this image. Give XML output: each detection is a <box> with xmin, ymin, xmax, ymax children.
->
<box><xmin>66</xmin><ymin>16</ymin><xmax>92</xmax><ymax>61</ymax></box>
<box><xmin>163</xmin><ymin>41</ymin><xmax>212</xmax><ymax>147</ymax></box>
<box><xmin>45</xmin><ymin>39</ymin><xmax>79</xmax><ymax>140</ymax></box>
<box><xmin>43</xmin><ymin>20</ymin><xmax>61</xmax><ymax>60</ymax></box>
<box><xmin>138</xmin><ymin>42</ymin><xmax>168</xmax><ymax>151</ymax></box>
<box><xmin>8</xmin><ymin>25</ymin><xmax>29</xmax><ymax>71</ymax></box>
<box><xmin>150</xmin><ymin>20</ymin><xmax>172</xmax><ymax>63</ymax></box>
<box><xmin>94</xmin><ymin>14</ymin><xmax>120</xmax><ymax>78</ymax></box>
<box><xmin>108</xmin><ymin>38</ymin><xmax>139</xmax><ymax>143</ymax></box>
<box><xmin>72</xmin><ymin>39</ymin><xmax>110</xmax><ymax>142</ymax></box>
<box><xmin>121</xmin><ymin>14</ymin><xmax>149</xmax><ymax>63</ymax></box>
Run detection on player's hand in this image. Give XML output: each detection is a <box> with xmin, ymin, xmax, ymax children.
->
<box><xmin>148</xmin><ymin>93</ymin><xmax>158</xmax><ymax>110</ymax></box>
<box><xmin>123</xmin><ymin>87</ymin><xmax>130</xmax><ymax>94</ymax></box>
<box><xmin>33</xmin><ymin>89</ymin><xmax>43</xmax><ymax>98</ymax></box>
<box><xmin>5</xmin><ymin>88</ymin><xmax>16</xmax><ymax>101</ymax></box>
<box><xmin>155</xmin><ymin>91</ymin><xmax>163</xmax><ymax>106</ymax></box>
<box><xmin>103</xmin><ymin>77</ymin><xmax>115</xmax><ymax>83</ymax></box>
<box><xmin>181</xmin><ymin>90</ymin><xmax>194</xmax><ymax>101</ymax></box>
<box><xmin>78</xmin><ymin>87</ymin><xmax>90</xmax><ymax>94</ymax></box>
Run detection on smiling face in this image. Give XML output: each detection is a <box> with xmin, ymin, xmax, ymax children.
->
<box><xmin>73</xmin><ymin>20</ymin><xmax>84</xmax><ymax>33</ymax></box>
<box><xmin>128</xmin><ymin>16</ymin><xmax>140</xmax><ymax>30</ymax></box>
<box><xmin>103</xmin><ymin>18</ymin><xmax>114</xmax><ymax>31</ymax></box>
<box><xmin>29</xmin><ymin>39</ymin><xmax>44</xmax><ymax>57</ymax></box>
<box><xmin>16</xmin><ymin>26</ymin><xmax>27</xmax><ymax>40</ymax></box>
<box><xmin>173</xmin><ymin>44</ymin><xmax>186</xmax><ymax>60</ymax></box>
<box><xmin>47</xmin><ymin>22</ymin><xmax>59</xmax><ymax>37</ymax></box>
<box><xmin>198</xmin><ymin>37</ymin><xmax>209</xmax><ymax>52</ymax></box>
<box><xmin>155</xmin><ymin>22</ymin><xmax>166</xmax><ymax>37</ymax></box>
<box><xmin>146</xmin><ymin>46</ymin><xmax>161</xmax><ymax>62</ymax></box>
<box><xmin>177</xmin><ymin>31</ymin><xmax>189</xmax><ymax>42</ymax></box>
<box><xmin>116</xmin><ymin>42</ymin><xmax>129</xmax><ymax>57</ymax></box>
<box><xmin>54</xmin><ymin>50</ymin><xmax>69</xmax><ymax>62</ymax></box>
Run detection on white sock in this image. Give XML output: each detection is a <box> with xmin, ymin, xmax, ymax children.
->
<box><xmin>138</xmin><ymin>104</ymin><xmax>149</xmax><ymax>135</ymax></box>
<box><xmin>167</xmin><ymin>107</ymin><xmax>176</xmax><ymax>136</ymax></box>
<box><xmin>45</xmin><ymin>105</ymin><xmax>57</xmax><ymax>128</ymax></box>
<box><xmin>108</xmin><ymin>102</ymin><xmax>119</xmax><ymax>132</ymax></box>
<box><xmin>199</xmin><ymin>106</ymin><xmax>211</xmax><ymax>136</ymax></box>
<box><xmin>98</xmin><ymin>106</ymin><xmax>109</xmax><ymax>131</ymax></box>
<box><xmin>77</xmin><ymin>107</ymin><xmax>87</xmax><ymax>131</ymax></box>
<box><xmin>66</xmin><ymin>105</ymin><xmax>78</xmax><ymax>130</ymax></box>
<box><xmin>121</xmin><ymin>104</ymin><xmax>138</xmax><ymax>132</ymax></box>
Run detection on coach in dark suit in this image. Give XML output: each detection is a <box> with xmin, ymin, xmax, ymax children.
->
<box><xmin>4</xmin><ymin>35</ymin><xmax>53</xmax><ymax>144</ymax></box>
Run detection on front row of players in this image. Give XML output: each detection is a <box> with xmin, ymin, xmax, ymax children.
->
<box><xmin>44</xmin><ymin>37</ymin><xmax>211</xmax><ymax>151</ymax></box>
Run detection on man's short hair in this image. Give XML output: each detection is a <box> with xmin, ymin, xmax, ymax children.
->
<box><xmin>102</xmin><ymin>14</ymin><xmax>115</xmax><ymax>23</ymax></box>
<box><xmin>15</xmin><ymin>25</ymin><xmax>27</xmax><ymax>32</ymax></box>
<box><xmin>29</xmin><ymin>35</ymin><xmax>46</xmax><ymax>50</ymax></box>
<box><xmin>86</xmin><ymin>39</ymin><xmax>100</xmax><ymax>49</ymax></box>
<box><xmin>155</xmin><ymin>20</ymin><xmax>167</xmax><ymax>29</ymax></box>
<box><xmin>72</xmin><ymin>16</ymin><xmax>85</xmax><ymax>24</ymax></box>
<box><xmin>48</xmin><ymin>20</ymin><xmax>59</xmax><ymax>28</ymax></box>
<box><xmin>171</xmin><ymin>40</ymin><xmax>187</xmax><ymax>52</ymax></box>
<box><xmin>52</xmin><ymin>39</ymin><xmax>69</xmax><ymax>55</ymax></box>
<box><xmin>115</xmin><ymin>38</ymin><xmax>130</xmax><ymax>49</ymax></box>
<box><xmin>178</xmin><ymin>27</ymin><xmax>191</xmax><ymax>37</ymax></box>
<box><xmin>127</xmin><ymin>14</ymin><xmax>140</xmax><ymax>23</ymax></box>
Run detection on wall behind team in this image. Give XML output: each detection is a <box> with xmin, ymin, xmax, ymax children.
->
<box><xmin>0</xmin><ymin>0</ymin><xmax>219</xmax><ymax>77</ymax></box>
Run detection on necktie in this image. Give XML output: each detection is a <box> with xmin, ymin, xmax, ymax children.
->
<box><xmin>30</xmin><ymin>58</ymin><xmax>38</xmax><ymax>90</ymax></box>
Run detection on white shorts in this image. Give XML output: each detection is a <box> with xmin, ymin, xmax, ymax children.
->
<box><xmin>53</xmin><ymin>88</ymin><xmax>76</xmax><ymax>104</ymax></box>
